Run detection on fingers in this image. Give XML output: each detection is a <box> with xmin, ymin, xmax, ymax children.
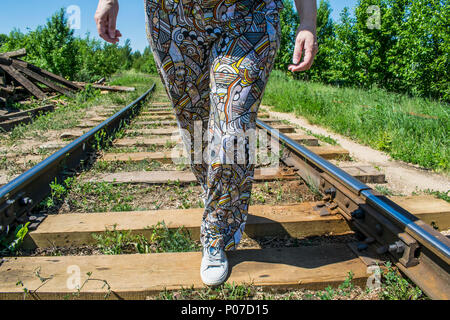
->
<box><xmin>97</xmin><ymin>19</ymin><xmax>117</xmax><ymax>43</ymax></box>
<box><xmin>288</xmin><ymin>34</ymin><xmax>318</xmax><ymax>72</ymax></box>
<box><xmin>108</xmin><ymin>7</ymin><xmax>119</xmax><ymax>40</ymax></box>
<box><xmin>291</xmin><ymin>38</ymin><xmax>304</xmax><ymax>65</ymax></box>
<box><xmin>94</xmin><ymin>2</ymin><xmax>121</xmax><ymax>44</ymax></box>
<box><xmin>288</xmin><ymin>48</ymin><xmax>315</xmax><ymax>72</ymax></box>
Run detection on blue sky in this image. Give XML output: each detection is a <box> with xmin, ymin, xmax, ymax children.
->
<box><xmin>0</xmin><ymin>0</ymin><xmax>358</xmax><ymax>52</ymax></box>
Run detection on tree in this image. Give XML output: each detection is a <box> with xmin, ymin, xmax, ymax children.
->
<box><xmin>0</xmin><ymin>34</ymin><xmax>8</xmax><ymax>48</ymax></box>
<box><xmin>30</xmin><ymin>8</ymin><xmax>78</xmax><ymax>79</ymax></box>
<box><xmin>301</xmin><ymin>0</ymin><xmax>335</xmax><ymax>82</ymax></box>
<box><xmin>119</xmin><ymin>39</ymin><xmax>133</xmax><ymax>70</ymax></box>
<box><xmin>274</xmin><ymin>0</ymin><xmax>299</xmax><ymax>72</ymax></box>
<box><xmin>330</xmin><ymin>7</ymin><xmax>360</xmax><ymax>86</ymax></box>
<box><xmin>132</xmin><ymin>46</ymin><xmax>158</xmax><ymax>74</ymax></box>
<box><xmin>396</xmin><ymin>0</ymin><xmax>449</xmax><ymax>100</ymax></box>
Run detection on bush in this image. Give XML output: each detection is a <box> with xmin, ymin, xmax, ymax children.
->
<box><xmin>132</xmin><ymin>47</ymin><xmax>158</xmax><ymax>75</ymax></box>
<box><xmin>0</xmin><ymin>8</ymin><xmax>157</xmax><ymax>82</ymax></box>
<box><xmin>276</xmin><ymin>0</ymin><xmax>449</xmax><ymax>102</ymax></box>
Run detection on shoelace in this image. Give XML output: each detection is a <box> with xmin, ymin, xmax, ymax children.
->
<box><xmin>204</xmin><ymin>250</ymin><xmax>225</xmax><ymax>268</ymax></box>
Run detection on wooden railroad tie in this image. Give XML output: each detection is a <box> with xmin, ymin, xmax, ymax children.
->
<box><xmin>86</xmin><ymin>168</ymin><xmax>299</xmax><ymax>184</ymax></box>
<box><xmin>101</xmin><ymin>145</ymin><xmax>349</xmax><ymax>163</ymax></box>
<box><xmin>0</xmin><ymin>244</ymin><xmax>369</xmax><ymax>299</ymax></box>
<box><xmin>25</xmin><ymin>196</ymin><xmax>450</xmax><ymax>248</ymax></box>
<box><xmin>1</xmin><ymin>196</ymin><xmax>446</xmax><ymax>299</ymax></box>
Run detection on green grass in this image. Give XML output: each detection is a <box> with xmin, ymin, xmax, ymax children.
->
<box><xmin>421</xmin><ymin>189</ymin><xmax>450</xmax><ymax>203</ymax></box>
<box><xmin>92</xmin><ymin>222</ymin><xmax>200</xmax><ymax>255</ymax></box>
<box><xmin>262</xmin><ymin>70</ymin><xmax>449</xmax><ymax>172</ymax></box>
<box><xmin>0</xmin><ymin>222</ymin><xmax>30</xmax><ymax>257</ymax></box>
<box><xmin>159</xmin><ymin>282</ymin><xmax>256</xmax><ymax>300</ymax></box>
<box><xmin>380</xmin><ymin>262</ymin><xmax>425</xmax><ymax>300</ymax></box>
<box><xmin>68</xmin><ymin>181</ymin><xmax>135</xmax><ymax>212</ymax></box>
<box><xmin>316</xmin><ymin>272</ymin><xmax>355</xmax><ymax>300</ymax></box>
<box><xmin>374</xmin><ymin>185</ymin><xmax>403</xmax><ymax>197</ymax></box>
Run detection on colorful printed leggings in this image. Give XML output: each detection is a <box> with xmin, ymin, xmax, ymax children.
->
<box><xmin>145</xmin><ymin>0</ymin><xmax>283</xmax><ymax>250</ymax></box>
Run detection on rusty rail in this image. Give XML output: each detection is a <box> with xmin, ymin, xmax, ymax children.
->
<box><xmin>257</xmin><ymin>119</ymin><xmax>450</xmax><ymax>300</ymax></box>
<box><xmin>0</xmin><ymin>84</ymin><xmax>155</xmax><ymax>234</ymax></box>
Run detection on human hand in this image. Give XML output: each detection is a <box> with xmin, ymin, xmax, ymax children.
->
<box><xmin>288</xmin><ymin>27</ymin><xmax>318</xmax><ymax>72</ymax></box>
<box><xmin>95</xmin><ymin>0</ymin><xmax>122</xmax><ymax>43</ymax></box>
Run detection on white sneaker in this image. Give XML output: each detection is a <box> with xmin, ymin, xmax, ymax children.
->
<box><xmin>200</xmin><ymin>246</ymin><xmax>229</xmax><ymax>286</ymax></box>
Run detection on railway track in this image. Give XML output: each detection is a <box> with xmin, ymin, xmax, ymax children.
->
<box><xmin>0</xmin><ymin>82</ymin><xmax>448</xmax><ymax>300</ymax></box>
<box><xmin>0</xmin><ymin>105</ymin><xmax>56</xmax><ymax>132</ymax></box>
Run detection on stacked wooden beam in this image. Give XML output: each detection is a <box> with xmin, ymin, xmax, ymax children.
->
<box><xmin>0</xmin><ymin>104</ymin><xmax>55</xmax><ymax>131</ymax></box>
<box><xmin>0</xmin><ymin>48</ymin><xmax>82</xmax><ymax>104</ymax></box>
<box><xmin>0</xmin><ymin>48</ymin><xmax>135</xmax><ymax>105</ymax></box>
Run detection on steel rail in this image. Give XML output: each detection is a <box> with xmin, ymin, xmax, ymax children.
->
<box><xmin>361</xmin><ymin>190</ymin><xmax>450</xmax><ymax>260</ymax></box>
<box><xmin>257</xmin><ymin>120</ymin><xmax>370</xmax><ymax>193</ymax></box>
<box><xmin>257</xmin><ymin>119</ymin><xmax>450</xmax><ymax>261</ymax></box>
<box><xmin>0</xmin><ymin>84</ymin><xmax>155</xmax><ymax>233</ymax></box>
<box><xmin>257</xmin><ymin>118</ymin><xmax>450</xmax><ymax>298</ymax></box>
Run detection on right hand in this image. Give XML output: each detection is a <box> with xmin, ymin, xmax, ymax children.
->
<box><xmin>95</xmin><ymin>0</ymin><xmax>122</xmax><ymax>44</ymax></box>
<box><xmin>288</xmin><ymin>27</ymin><xmax>318</xmax><ymax>73</ymax></box>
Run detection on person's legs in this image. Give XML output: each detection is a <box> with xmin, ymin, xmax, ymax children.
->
<box><xmin>144</xmin><ymin>0</ymin><xmax>213</xmax><ymax>191</ymax></box>
<box><xmin>145</xmin><ymin>0</ymin><xmax>283</xmax><ymax>285</ymax></box>
<box><xmin>201</xmin><ymin>0</ymin><xmax>282</xmax><ymax>252</ymax></box>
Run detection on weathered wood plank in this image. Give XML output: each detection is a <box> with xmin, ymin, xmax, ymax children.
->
<box><xmin>59</xmin><ymin>128</ymin><xmax>179</xmax><ymax>140</ymax></box>
<box><xmin>74</xmin><ymin>82</ymin><xmax>135</xmax><ymax>92</ymax></box>
<box><xmin>27</xmin><ymin>203</ymin><xmax>348</xmax><ymax>247</ymax></box>
<box><xmin>126</xmin><ymin>128</ymin><xmax>179</xmax><ymax>136</ymax></box>
<box><xmin>60</xmin><ymin>131</ymin><xmax>87</xmax><ymax>139</ymax></box>
<box><xmin>76</xmin><ymin>122</ymin><xmax>101</xmax><ymax>129</ymax></box>
<box><xmin>138</xmin><ymin>115</ymin><xmax>176</xmax><ymax>120</ymax></box>
<box><xmin>340</xmin><ymin>166</ymin><xmax>386</xmax><ymax>184</ymax></box>
<box><xmin>27</xmin><ymin>196</ymin><xmax>449</xmax><ymax>249</ymax></box>
<box><xmin>11</xmin><ymin>60</ymin><xmax>83</xmax><ymax>91</ymax></box>
<box><xmin>0</xmin><ymin>115</ymin><xmax>31</xmax><ymax>131</ymax></box>
<box><xmin>0</xmin><ymin>105</ymin><xmax>56</xmax><ymax>131</ymax></box>
<box><xmin>87</xmin><ymin>168</ymin><xmax>298</xmax><ymax>183</ymax></box>
<box><xmin>259</xmin><ymin>118</ymin><xmax>285</xmax><ymax>124</ymax></box>
<box><xmin>0</xmin><ymin>64</ymin><xmax>47</xmax><ymax>100</ymax></box>
<box><xmin>284</xmin><ymin>133</ymin><xmax>319</xmax><ymax>146</ymax></box>
<box><xmin>141</xmin><ymin>110</ymin><xmax>173</xmax><ymax>116</ymax></box>
<box><xmin>114</xmin><ymin>135</ymin><xmax>318</xmax><ymax>148</ymax></box>
<box><xmin>102</xmin><ymin>145</ymin><xmax>350</xmax><ymax>162</ymax></box>
<box><xmin>305</xmin><ymin>146</ymin><xmax>350</xmax><ymax>160</ymax></box>
<box><xmin>0</xmin><ymin>104</ymin><xmax>54</xmax><ymax>122</ymax></box>
<box><xmin>13</xmin><ymin>64</ymin><xmax>75</xmax><ymax>98</ymax></box>
<box><xmin>101</xmin><ymin>151</ymin><xmax>175</xmax><ymax>163</ymax></box>
<box><xmin>134</xmin><ymin>120</ymin><xmax>177</xmax><ymax>126</ymax></box>
<box><xmin>389</xmin><ymin>195</ymin><xmax>450</xmax><ymax>231</ymax></box>
<box><xmin>0</xmin><ymin>48</ymin><xmax>27</xmax><ymax>59</ymax></box>
<box><xmin>113</xmin><ymin>137</ymin><xmax>180</xmax><ymax>147</ymax></box>
<box><xmin>270</xmin><ymin>124</ymin><xmax>296</xmax><ymax>133</ymax></box>
<box><xmin>0</xmin><ymin>244</ymin><xmax>368</xmax><ymax>299</ymax></box>
<box><xmin>149</xmin><ymin>102</ymin><xmax>171</xmax><ymax>107</ymax></box>
<box><xmin>89</xmin><ymin>117</ymin><xmax>108</xmax><ymax>122</ymax></box>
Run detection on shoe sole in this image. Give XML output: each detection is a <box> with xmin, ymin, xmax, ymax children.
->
<box><xmin>200</xmin><ymin>266</ymin><xmax>229</xmax><ymax>286</ymax></box>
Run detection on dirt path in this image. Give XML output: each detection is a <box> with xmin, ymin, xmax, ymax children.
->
<box><xmin>264</xmin><ymin>107</ymin><xmax>450</xmax><ymax>196</ymax></box>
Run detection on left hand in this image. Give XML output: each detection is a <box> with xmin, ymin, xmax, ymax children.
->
<box><xmin>288</xmin><ymin>27</ymin><xmax>318</xmax><ymax>72</ymax></box>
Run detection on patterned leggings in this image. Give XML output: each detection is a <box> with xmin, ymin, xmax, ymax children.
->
<box><xmin>145</xmin><ymin>0</ymin><xmax>283</xmax><ymax>250</ymax></box>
